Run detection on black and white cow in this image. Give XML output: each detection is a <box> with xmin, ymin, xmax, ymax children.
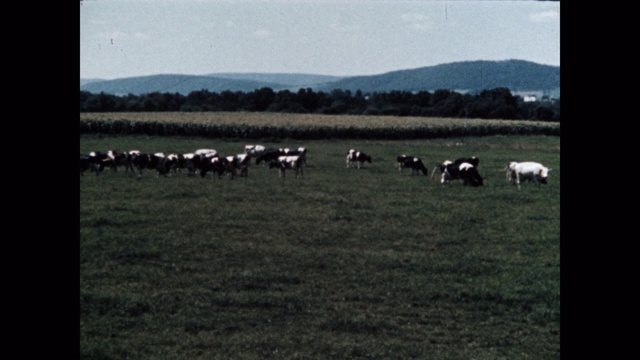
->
<box><xmin>510</xmin><ymin>161</ymin><xmax>550</xmax><ymax>189</ymax></box>
<box><xmin>269</xmin><ymin>155</ymin><xmax>304</xmax><ymax>179</ymax></box>
<box><xmin>256</xmin><ymin>148</ymin><xmax>285</xmax><ymax>165</ymax></box>
<box><xmin>131</xmin><ymin>152</ymin><xmax>172</xmax><ymax>177</ymax></box>
<box><xmin>245</xmin><ymin>144</ymin><xmax>266</xmax><ymax>157</ymax></box>
<box><xmin>396</xmin><ymin>155</ymin><xmax>429</xmax><ymax>175</ymax></box>
<box><xmin>441</xmin><ymin>161</ymin><xmax>484</xmax><ymax>187</ymax></box>
<box><xmin>81</xmin><ymin>151</ymin><xmax>115</xmax><ymax>176</ymax></box>
<box><xmin>79</xmin><ymin>153</ymin><xmax>99</xmax><ymax>176</ymax></box>
<box><xmin>115</xmin><ymin>150</ymin><xmax>140</xmax><ymax>173</ymax></box>
<box><xmin>282</xmin><ymin>147</ymin><xmax>307</xmax><ymax>166</ymax></box>
<box><xmin>431</xmin><ymin>156</ymin><xmax>480</xmax><ymax>180</ymax></box>
<box><xmin>346</xmin><ymin>149</ymin><xmax>372</xmax><ymax>169</ymax></box>
<box><xmin>227</xmin><ymin>154</ymin><xmax>251</xmax><ymax>177</ymax></box>
<box><xmin>199</xmin><ymin>155</ymin><xmax>227</xmax><ymax>179</ymax></box>
<box><xmin>200</xmin><ymin>154</ymin><xmax>245</xmax><ymax>180</ymax></box>
<box><xmin>168</xmin><ymin>153</ymin><xmax>201</xmax><ymax>176</ymax></box>
<box><xmin>254</xmin><ymin>147</ymin><xmax>304</xmax><ymax>165</ymax></box>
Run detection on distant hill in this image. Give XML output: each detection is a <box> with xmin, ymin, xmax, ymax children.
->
<box><xmin>209</xmin><ymin>73</ymin><xmax>346</xmax><ymax>89</ymax></box>
<box><xmin>80</xmin><ymin>78</ymin><xmax>105</xmax><ymax>87</ymax></box>
<box><xmin>80</xmin><ymin>60</ymin><xmax>559</xmax><ymax>96</ymax></box>
<box><xmin>316</xmin><ymin>60</ymin><xmax>559</xmax><ymax>93</ymax></box>
<box><xmin>80</xmin><ymin>74</ymin><xmax>286</xmax><ymax>96</ymax></box>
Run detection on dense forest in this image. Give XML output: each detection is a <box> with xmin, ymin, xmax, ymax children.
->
<box><xmin>80</xmin><ymin>87</ymin><xmax>560</xmax><ymax>122</ymax></box>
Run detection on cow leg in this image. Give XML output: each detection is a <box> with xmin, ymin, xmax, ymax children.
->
<box><xmin>516</xmin><ymin>175</ymin><xmax>522</xmax><ymax>189</ymax></box>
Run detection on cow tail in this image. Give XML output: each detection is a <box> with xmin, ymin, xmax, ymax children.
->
<box><xmin>430</xmin><ymin>166</ymin><xmax>439</xmax><ymax>180</ymax></box>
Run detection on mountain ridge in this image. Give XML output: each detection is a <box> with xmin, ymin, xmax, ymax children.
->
<box><xmin>80</xmin><ymin>59</ymin><xmax>559</xmax><ymax>96</ymax></box>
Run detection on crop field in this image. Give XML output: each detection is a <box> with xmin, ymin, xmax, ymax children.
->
<box><xmin>80</xmin><ymin>133</ymin><xmax>560</xmax><ymax>359</ymax></box>
<box><xmin>79</xmin><ymin>112</ymin><xmax>560</xmax><ymax>140</ymax></box>
<box><xmin>79</xmin><ymin>112</ymin><xmax>559</xmax><ymax>129</ymax></box>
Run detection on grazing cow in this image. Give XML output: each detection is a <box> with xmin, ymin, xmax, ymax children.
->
<box><xmin>346</xmin><ymin>149</ymin><xmax>372</xmax><ymax>169</ymax></box>
<box><xmin>396</xmin><ymin>155</ymin><xmax>429</xmax><ymax>175</ymax></box>
<box><xmin>79</xmin><ymin>154</ymin><xmax>99</xmax><ymax>176</ymax></box>
<box><xmin>283</xmin><ymin>147</ymin><xmax>307</xmax><ymax>166</ymax></box>
<box><xmin>431</xmin><ymin>157</ymin><xmax>480</xmax><ymax>179</ymax></box>
<box><xmin>256</xmin><ymin>148</ymin><xmax>285</xmax><ymax>165</ymax></box>
<box><xmin>116</xmin><ymin>150</ymin><xmax>140</xmax><ymax>173</ymax></box>
<box><xmin>200</xmin><ymin>155</ymin><xmax>242</xmax><ymax>180</ymax></box>
<box><xmin>101</xmin><ymin>150</ymin><xmax>132</xmax><ymax>173</ymax></box>
<box><xmin>441</xmin><ymin>162</ymin><xmax>484</xmax><ymax>187</ymax></box>
<box><xmin>131</xmin><ymin>153</ymin><xmax>172</xmax><ymax>177</ymax></box>
<box><xmin>83</xmin><ymin>151</ymin><xmax>115</xmax><ymax>176</ymax></box>
<box><xmin>255</xmin><ymin>147</ymin><xmax>308</xmax><ymax>166</ymax></box>
<box><xmin>166</xmin><ymin>154</ymin><xmax>180</xmax><ymax>175</ymax></box>
<box><xmin>512</xmin><ymin>162</ymin><xmax>550</xmax><ymax>189</ymax></box>
<box><xmin>245</xmin><ymin>145</ymin><xmax>266</xmax><ymax>157</ymax></box>
<box><xmin>269</xmin><ymin>155</ymin><xmax>304</xmax><ymax>179</ymax></box>
<box><xmin>169</xmin><ymin>153</ymin><xmax>200</xmax><ymax>176</ymax></box>
<box><xmin>227</xmin><ymin>154</ymin><xmax>251</xmax><ymax>177</ymax></box>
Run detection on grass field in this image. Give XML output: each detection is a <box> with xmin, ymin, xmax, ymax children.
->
<box><xmin>80</xmin><ymin>134</ymin><xmax>560</xmax><ymax>359</ymax></box>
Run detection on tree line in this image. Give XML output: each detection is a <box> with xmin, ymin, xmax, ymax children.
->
<box><xmin>80</xmin><ymin>87</ymin><xmax>560</xmax><ymax>122</ymax></box>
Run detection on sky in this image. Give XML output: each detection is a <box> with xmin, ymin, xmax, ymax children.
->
<box><xmin>79</xmin><ymin>0</ymin><xmax>560</xmax><ymax>80</ymax></box>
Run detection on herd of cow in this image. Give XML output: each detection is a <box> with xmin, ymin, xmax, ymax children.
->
<box><xmin>80</xmin><ymin>144</ymin><xmax>551</xmax><ymax>188</ymax></box>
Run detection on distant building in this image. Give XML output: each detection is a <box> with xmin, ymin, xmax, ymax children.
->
<box><xmin>523</xmin><ymin>94</ymin><xmax>537</xmax><ymax>102</ymax></box>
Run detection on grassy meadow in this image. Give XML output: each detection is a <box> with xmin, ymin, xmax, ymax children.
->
<box><xmin>80</xmin><ymin>133</ymin><xmax>560</xmax><ymax>359</ymax></box>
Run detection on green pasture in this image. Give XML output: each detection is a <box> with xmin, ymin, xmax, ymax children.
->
<box><xmin>80</xmin><ymin>134</ymin><xmax>560</xmax><ymax>359</ymax></box>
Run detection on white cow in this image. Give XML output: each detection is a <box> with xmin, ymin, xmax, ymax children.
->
<box><xmin>512</xmin><ymin>162</ymin><xmax>550</xmax><ymax>189</ymax></box>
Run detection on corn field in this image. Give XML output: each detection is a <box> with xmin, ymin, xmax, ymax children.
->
<box><xmin>80</xmin><ymin>112</ymin><xmax>560</xmax><ymax>140</ymax></box>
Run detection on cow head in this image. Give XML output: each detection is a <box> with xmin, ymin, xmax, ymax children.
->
<box><xmin>539</xmin><ymin>167</ymin><xmax>550</xmax><ymax>184</ymax></box>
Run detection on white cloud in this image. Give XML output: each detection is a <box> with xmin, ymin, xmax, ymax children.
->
<box><xmin>530</xmin><ymin>11</ymin><xmax>559</xmax><ymax>23</ymax></box>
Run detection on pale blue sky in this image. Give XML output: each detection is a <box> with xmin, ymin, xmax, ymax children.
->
<box><xmin>80</xmin><ymin>0</ymin><xmax>559</xmax><ymax>80</ymax></box>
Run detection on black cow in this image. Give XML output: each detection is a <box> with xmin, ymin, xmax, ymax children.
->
<box><xmin>396</xmin><ymin>155</ymin><xmax>428</xmax><ymax>175</ymax></box>
<box><xmin>346</xmin><ymin>149</ymin><xmax>372</xmax><ymax>169</ymax></box>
